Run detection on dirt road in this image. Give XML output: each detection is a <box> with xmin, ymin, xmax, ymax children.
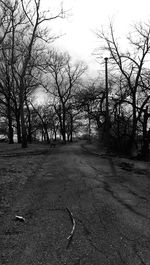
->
<box><xmin>1</xmin><ymin>142</ymin><xmax>150</xmax><ymax>264</ymax></box>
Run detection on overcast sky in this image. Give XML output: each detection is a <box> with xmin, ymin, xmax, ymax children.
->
<box><xmin>41</xmin><ymin>0</ymin><xmax>150</xmax><ymax>76</ymax></box>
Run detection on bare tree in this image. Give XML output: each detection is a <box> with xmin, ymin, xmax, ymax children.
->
<box><xmin>96</xmin><ymin>22</ymin><xmax>150</xmax><ymax>154</ymax></box>
<box><xmin>45</xmin><ymin>51</ymin><xmax>87</xmax><ymax>143</ymax></box>
<box><xmin>18</xmin><ymin>0</ymin><xmax>64</xmax><ymax>147</ymax></box>
<box><xmin>0</xmin><ymin>0</ymin><xmax>64</xmax><ymax>148</ymax></box>
<box><xmin>0</xmin><ymin>0</ymin><xmax>16</xmax><ymax>143</ymax></box>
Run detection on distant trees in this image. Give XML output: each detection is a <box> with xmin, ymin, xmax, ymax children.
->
<box><xmin>75</xmin><ymin>81</ymin><xmax>106</xmax><ymax>142</ymax></box>
<box><xmin>44</xmin><ymin>51</ymin><xmax>87</xmax><ymax>143</ymax></box>
<box><xmin>29</xmin><ymin>101</ymin><xmax>59</xmax><ymax>144</ymax></box>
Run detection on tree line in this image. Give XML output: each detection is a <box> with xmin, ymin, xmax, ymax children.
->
<box><xmin>0</xmin><ymin>0</ymin><xmax>150</xmax><ymax>158</ymax></box>
<box><xmin>96</xmin><ymin>22</ymin><xmax>150</xmax><ymax>157</ymax></box>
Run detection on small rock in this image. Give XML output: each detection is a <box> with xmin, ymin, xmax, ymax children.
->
<box><xmin>15</xmin><ymin>215</ymin><xmax>25</xmax><ymax>222</ymax></box>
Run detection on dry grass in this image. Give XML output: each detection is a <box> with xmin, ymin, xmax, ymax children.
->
<box><xmin>0</xmin><ymin>142</ymin><xmax>50</xmax><ymax>156</ymax></box>
<box><xmin>0</xmin><ymin>143</ymin><xmax>49</xmax><ymax>218</ymax></box>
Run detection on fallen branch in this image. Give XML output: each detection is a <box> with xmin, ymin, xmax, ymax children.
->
<box><xmin>66</xmin><ymin>207</ymin><xmax>76</xmax><ymax>248</ymax></box>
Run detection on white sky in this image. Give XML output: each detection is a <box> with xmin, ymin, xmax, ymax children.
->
<box><xmin>41</xmin><ymin>0</ymin><xmax>150</xmax><ymax>76</ymax></box>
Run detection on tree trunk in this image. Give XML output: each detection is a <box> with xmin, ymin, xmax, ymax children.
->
<box><xmin>88</xmin><ymin>105</ymin><xmax>91</xmax><ymax>143</ymax></box>
<box><xmin>54</xmin><ymin>130</ymin><xmax>57</xmax><ymax>141</ymax></box>
<box><xmin>16</xmin><ymin>113</ymin><xmax>22</xmax><ymax>143</ymax></box>
<box><xmin>70</xmin><ymin>132</ymin><xmax>73</xmax><ymax>142</ymax></box>
<box><xmin>70</xmin><ymin>112</ymin><xmax>73</xmax><ymax>142</ymax></box>
<box><xmin>141</xmin><ymin>106</ymin><xmax>149</xmax><ymax>158</ymax></box>
<box><xmin>27</xmin><ymin>123</ymin><xmax>32</xmax><ymax>144</ymax></box>
<box><xmin>20</xmin><ymin>105</ymin><xmax>27</xmax><ymax>148</ymax></box>
<box><xmin>43</xmin><ymin>124</ymin><xmax>50</xmax><ymax>144</ymax></box>
<box><xmin>8</xmin><ymin>123</ymin><xmax>14</xmax><ymax>144</ymax></box>
<box><xmin>132</xmin><ymin>94</ymin><xmax>137</xmax><ymax>143</ymax></box>
<box><xmin>96</xmin><ymin>120</ymin><xmax>102</xmax><ymax>142</ymax></box>
<box><xmin>26</xmin><ymin>101</ymin><xmax>32</xmax><ymax>143</ymax></box>
<box><xmin>56</xmin><ymin>105</ymin><xmax>66</xmax><ymax>143</ymax></box>
<box><xmin>62</xmin><ymin>130</ymin><xmax>66</xmax><ymax>143</ymax></box>
<box><xmin>20</xmin><ymin>84</ymin><xmax>27</xmax><ymax>148</ymax></box>
<box><xmin>62</xmin><ymin>107</ymin><xmax>66</xmax><ymax>143</ymax></box>
<box><xmin>8</xmin><ymin>113</ymin><xmax>14</xmax><ymax>144</ymax></box>
<box><xmin>130</xmin><ymin>93</ymin><xmax>138</xmax><ymax>156</ymax></box>
<box><xmin>41</xmin><ymin>129</ymin><xmax>44</xmax><ymax>141</ymax></box>
<box><xmin>7</xmin><ymin>98</ymin><xmax>14</xmax><ymax>144</ymax></box>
